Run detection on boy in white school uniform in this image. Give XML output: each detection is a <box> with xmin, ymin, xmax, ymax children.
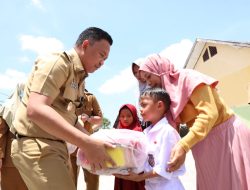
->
<box><xmin>115</xmin><ymin>88</ymin><xmax>185</xmax><ymax>190</ymax></box>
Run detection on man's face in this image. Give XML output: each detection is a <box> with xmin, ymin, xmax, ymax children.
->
<box><xmin>80</xmin><ymin>39</ymin><xmax>110</xmax><ymax>73</ymax></box>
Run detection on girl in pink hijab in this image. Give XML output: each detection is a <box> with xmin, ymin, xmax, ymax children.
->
<box><xmin>139</xmin><ymin>54</ymin><xmax>250</xmax><ymax>190</ymax></box>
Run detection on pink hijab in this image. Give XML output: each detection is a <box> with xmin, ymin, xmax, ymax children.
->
<box><xmin>139</xmin><ymin>54</ymin><xmax>218</xmax><ymax>123</ymax></box>
<box><xmin>118</xmin><ymin>104</ymin><xmax>142</xmax><ymax>132</ymax></box>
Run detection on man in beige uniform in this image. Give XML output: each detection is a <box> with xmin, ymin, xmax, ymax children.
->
<box><xmin>71</xmin><ymin>89</ymin><xmax>103</xmax><ymax>189</ymax></box>
<box><xmin>11</xmin><ymin>27</ymin><xmax>115</xmax><ymax>190</ymax></box>
<box><xmin>0</xmin><ymin>118</ymin><xmax>28</xmax><ymax>190</ymax></box>
<box><xmin>0</xmin><ymin>84</ymin><xmax>28</xmax><ymax>190</ymax></box>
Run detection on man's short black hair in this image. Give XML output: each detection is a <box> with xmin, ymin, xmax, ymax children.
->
<box><xmin>75</xmin><ymin>27</ymin><xmax>113</xmax><ymax>46</ymax></box>
<box><xmin>141</xmin><ymin>88</ymin><xmax>171</xmax><ymax>112</ymax></box>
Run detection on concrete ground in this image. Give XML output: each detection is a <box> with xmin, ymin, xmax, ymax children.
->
<box><xmin>0</xmin><ymin>153</ymin><xmax>195</xmax><ymax>190</ymax></box>
<box><xmin>77</xmin><ymin>152</ymin><xmax>196</xmax><ymax>190</ymax></box>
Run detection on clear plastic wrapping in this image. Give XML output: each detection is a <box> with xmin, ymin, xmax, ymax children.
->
<box><xmin>77</xmin><ymin>129</ymin><xmax>148</xmax><ymax>175</ymax></box>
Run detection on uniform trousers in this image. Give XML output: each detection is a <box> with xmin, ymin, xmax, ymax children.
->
<box><xmin>11</xmin><ymin>137</ymin><xmax>75</xmax><ymax>190</ymax></box>
<box><xmin>1</xmin><ymin>130</ymin><xmax>27</xmax><ymax>190</ymax></box>
<box><xmin>70</xmin><ymin>150</ymin><xmax>99</xmax><ymax>190</ymax></box>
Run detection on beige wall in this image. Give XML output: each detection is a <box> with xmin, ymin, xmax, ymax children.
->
<box><xmin>217</xmin><ymin>66</ymin><xmax>250</xmax><ymax>106</ymax></box>
<box><xmin>248</xmin><ymin>82</ymin><xmax>250</xmax><ymax>104</ymax></box>
<box><xmin>186</xmin><ymin>43</ymin><xmax>250</xmax><ymax>106</ymax></box>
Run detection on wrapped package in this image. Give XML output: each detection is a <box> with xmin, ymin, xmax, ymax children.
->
<box><xmin>66</xmin><ymin>142</ymin><xmax>77</xmax><ymax>154</ymax></box>
<box><xmin>77</xmin><ymin>129</ymin><xmax>148</xmax><ymax>175</ymax></box>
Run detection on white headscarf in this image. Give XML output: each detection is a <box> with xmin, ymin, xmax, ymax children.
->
<box><xmin>132</xmin><ymin>58</ymin><xmax>149</xmax><ymax>95</ymax></box>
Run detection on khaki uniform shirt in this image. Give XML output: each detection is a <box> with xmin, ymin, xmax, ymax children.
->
<box><xmin>76</xmin><ymin>91</ymin><xmax>103</xmax><ymax>134</ymax></box>
<box><xmin>13</xmin><ymin>49</ymin><xmax>87</xmax><ymax>140</ymax></box>
<box><xmin>0</xmin><ymin>117</ymin><xmax>8</xmax><ymax>158</ymax></box>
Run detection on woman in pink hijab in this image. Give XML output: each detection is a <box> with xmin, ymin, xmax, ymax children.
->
<box><xmin>139</xmin><ymin>54</ymin><xmax>250</xmax><ymax>190</ymax></box>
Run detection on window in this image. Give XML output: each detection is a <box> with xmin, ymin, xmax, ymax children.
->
<box><xmin>203</xmin><ymin>49</ymin><xmax>209</xmax><ymax>62</ymax></box>
<box><xmin>202</xmin><ymin>46</ymin><xmax>217</xmax><ymax>62</ymax></box>
<box><xmin>209</xmin><ymin>46</ymin><xmax>217</xmax><ymax>57</ymax></box>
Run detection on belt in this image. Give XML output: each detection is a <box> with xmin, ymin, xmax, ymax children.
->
<box><xmin>15</xmin><ymin>133</ymin><xmax>65</xmax><ymax>143</ymax></box>
<box><xmin>15</xmin><ymin>133</ymin><xmax>27</xmax><ymax>139</ymax></box>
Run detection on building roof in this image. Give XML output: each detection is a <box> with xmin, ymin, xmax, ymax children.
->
<box><xmin>184</xmin><ymin>38</ymin><xmax>250</xmax><ymax>69</ymax></box>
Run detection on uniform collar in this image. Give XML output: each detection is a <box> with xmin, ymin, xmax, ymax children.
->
<box><xmin>64</xmin><ymin>48</ymin><xmax>88</xmax><ymax>79</ymax></box>
<box><xmin>144</xmin><ymin>117</ymin><xmax>169</xmax><ymax>133</ymax></box>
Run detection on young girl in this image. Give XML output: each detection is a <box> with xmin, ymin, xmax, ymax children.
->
<box><xmin>132</xmin><ymin>58</ymin><xmax>151</xmax><ymax>130</ymax></box>
<box><xmin>113</xmin><ymin>58</ymin><xmax>148</xmax><ymax>129</ymax></box>
<box><xmin>115</xmin><ymin>88</ymin><xmax>185</xmax><ymax>190</ymax></box>
<box><xmin>114</xmin><ymin>104</ymin><xmax>145</xmax><ymax>190</ymax></box>
<box><xmin>132</xmin><ymin>58</ymin><xmax>148</xmax><ymax>95</ymax></box>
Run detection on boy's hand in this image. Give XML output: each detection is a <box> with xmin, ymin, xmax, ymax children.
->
<box><xmin>114</xmin><ymin>170</ymin><xmax>143</xmax><ymax>182</ymax></box>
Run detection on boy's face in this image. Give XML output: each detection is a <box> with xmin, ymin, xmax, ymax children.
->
<box><xmin>139</xmin><ymin>96</ymin><xmax>159</xmax><ymax>124</ymax></box>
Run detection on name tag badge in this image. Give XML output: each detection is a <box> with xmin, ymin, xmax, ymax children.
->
<box><xmin>70</xmin><ymin>81</ymin><xmax>78</xmax><ymax>89</ymax></box>
<box><xmin>67</xmin><ymin>102</ymin><xmax>75</xmax><ymax>111</ymax></box>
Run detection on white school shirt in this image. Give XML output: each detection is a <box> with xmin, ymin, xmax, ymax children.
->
<box><xmin>143</xmin><ymin>117</ymin><xmax>186</xmax><ymax>190</ymax></box>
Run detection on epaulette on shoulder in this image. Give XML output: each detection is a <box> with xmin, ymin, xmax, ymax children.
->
<box><xmin>85</xmin><ymin>91</ymin><xmax>93</xmax><ymax>96</ymax></box>
<box><xmin>63</xmin><ymin>52</ymin><xmax>72</xmax><ymax>63</ymax></box>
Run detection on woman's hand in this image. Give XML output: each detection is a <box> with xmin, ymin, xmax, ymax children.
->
<box><xmin>167</xmin><ymin>143</ymin><xmax>186</xmax><ymax>172</ymax></box>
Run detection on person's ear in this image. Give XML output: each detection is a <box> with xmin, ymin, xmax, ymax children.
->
<box><xmin>157</xmin><ymin>101</ymin><xmax>165</xmax><ymax>113</ymax></box>
<box><xmin>157</xmin><ymin>101</ymin><xmax>163</xmax><ymax>109</ymax></box>
<box><xmin>82</xmin><ymin>40</ymin><xmax>89</xmax><ymax>49</ymax></box>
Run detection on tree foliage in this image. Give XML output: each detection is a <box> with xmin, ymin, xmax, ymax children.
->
<box><xmin>102</xmin><ymin>117</ymin><xmax>111</xmax><ymax>129</ymax></box>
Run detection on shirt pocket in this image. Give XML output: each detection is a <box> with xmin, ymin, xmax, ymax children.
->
<box><xmin>62</xmin><ymin>81</ymin><xmax>80</xmax><ymax>112</ymax></box>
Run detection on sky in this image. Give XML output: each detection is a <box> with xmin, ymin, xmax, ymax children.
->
<box><xmin>1</xmin><ymin>0</ymin><xmax>250</xmax><ymax>126</ymax></box>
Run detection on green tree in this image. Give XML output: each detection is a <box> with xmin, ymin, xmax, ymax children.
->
<box><xmin>102</xmin><ymin>117</ymin><xmax>111</xmax><ymax>129</ymax></box>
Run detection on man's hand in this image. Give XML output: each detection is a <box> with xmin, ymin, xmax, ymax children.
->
<box><xmin>167</xmin><ymin>143</ymin><xmax>186</xmax><ymax>172</ymax></box>
<box><xmin>80</xmin><ymin>114</ymin><xmax>89</xmax><ymax>123</ymax></box>
<box><xmin>81</xmin><ymin>138</ymin><xmax>116</xmax><ymax>172</ymax></box>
